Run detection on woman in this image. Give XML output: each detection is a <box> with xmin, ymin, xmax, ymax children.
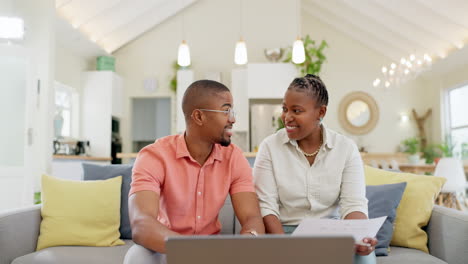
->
<box><xmin>253</xmin><ymin>74</ymin><xmax>377</xmax><ymax>263</ymax></box>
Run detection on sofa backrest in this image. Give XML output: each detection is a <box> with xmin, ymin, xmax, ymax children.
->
<box><xmin>219</xmin><ymin>196</ymin><xmax>236</xmax><ymax>234</ymax></box>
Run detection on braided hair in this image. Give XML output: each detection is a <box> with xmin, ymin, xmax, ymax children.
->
<box><xmin>288</xmin><ymin>74</ymin><xmax>329</xmax><ymax>107</ymax></box>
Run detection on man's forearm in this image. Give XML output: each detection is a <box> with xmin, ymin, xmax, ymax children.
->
<box><xmin>240</xmin><ymin>215</ymin><xmax>265</xmax><ymax>235</ymax></box>
<box><xmin>132</xmin><ymin>216</ymin><xmax>181</xmax><ymax>253</ymax></box>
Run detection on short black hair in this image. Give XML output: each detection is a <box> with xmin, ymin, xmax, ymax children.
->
<box><xmin>288</xmin><ymin>74</ymin><xmax>329</xmax><ymax>106</ymax></box>
<box><xmin>182</xmin><ymin>80</ymin><xmax>230</xmax><ymax>120</ymax></box>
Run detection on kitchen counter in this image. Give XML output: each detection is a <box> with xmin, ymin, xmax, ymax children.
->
<box><xmin>53</xmin><ymin>155</ymin><xmax>112</xmax><ymax>162</ymax></box>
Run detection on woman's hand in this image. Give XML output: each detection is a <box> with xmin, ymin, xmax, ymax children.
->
<box><xmin>355</xmin><ymin>237</ymin><xmax>378</xmax><ymax>256</ymax></box>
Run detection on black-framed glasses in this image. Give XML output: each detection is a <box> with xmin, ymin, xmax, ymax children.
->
<box><xmin>198</xmin><ymin>108</ymin><xmax>236</xmax><ymax>121</ymax></box>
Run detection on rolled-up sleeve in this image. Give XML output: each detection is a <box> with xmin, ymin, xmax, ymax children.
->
<box><xmin>229</xmin><ymin>147</ymin><xmax>255</xmax><ymax>195</ymax></box>
<box><xmin>339</xmin><ymin>142</ymin><xmax>368</xmax><ymax>218</ymax></box>
<box><xmin>129</xmin><ymin>146</ymin><xmax>164</xmax><ymax>196</ymax></box>
<box><xmin>253</xmin><ymin>141</ymin><xmax>281</xmax><ymax>218</ymax></box>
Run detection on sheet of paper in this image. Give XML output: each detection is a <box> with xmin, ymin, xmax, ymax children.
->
<box><xmin>292</xmin><ymin>216</ymin><xmax>387</xmax><ymax>243</ymax></box>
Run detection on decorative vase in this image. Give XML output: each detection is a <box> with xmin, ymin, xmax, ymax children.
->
<box><xmin>407</xmin><ymin>154</ymin><xmax>420</xmax><ymax>165</ymax></box>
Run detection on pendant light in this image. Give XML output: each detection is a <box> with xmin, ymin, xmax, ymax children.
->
<box><xmin>0</xmin><ymin>16</ymin><xmax>24</xmax><ymax>39</ymax></box>
<box><xmin>234</xmin><ymin>0</ymin><xmax>248</xmax><ymax>65</ymax></box>
<box><xmin>178</xmin><ymin>40</ymin><xmax>191</xmax><ymax>67</ymax></box>
<box><xmin>292</xmin><ymin>0</ymin><xmax>305</xmax><ymax>64</ymax></box>
<box><xmin>177</xmin><ymin>0</ymin><xmax>191</xmax><ymax>67</ymax></box>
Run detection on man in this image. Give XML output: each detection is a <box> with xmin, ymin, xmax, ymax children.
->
<box><xmin>124</xmin><ymin>80</ymin><xmax>265</xmax><ymax>264</ymax></box>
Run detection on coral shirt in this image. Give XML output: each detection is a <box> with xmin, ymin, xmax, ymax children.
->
<box><xmin>129</xmin><ymin>134</ymin><xmax>254</xmax><ymax>235</ymax></box>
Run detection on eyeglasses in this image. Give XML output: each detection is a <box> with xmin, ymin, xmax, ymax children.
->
<box><xmin>198</xmin><ymin>108</ymin><xmax>236</xmax><ymax>121</ymax></box>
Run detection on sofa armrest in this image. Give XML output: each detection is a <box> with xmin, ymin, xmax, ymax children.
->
<box><xmin>426</xmin><ymin>205</ymin><xmax>468</xmax><ymax>264</ymax></box>
<box><xmin>0</xmin><ymin>205</ymin><xmax>41</xmax><ymax>264</ymax></box>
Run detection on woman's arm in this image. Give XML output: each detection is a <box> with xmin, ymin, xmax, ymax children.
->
<box><xmin>339</xmin><ymin>143</ymin><xmax>368</xmax><ymax>218</ymax></box>
<box><xmin>253</xmin><ymin>141</ymin><xmax>283</xmax><ymax>234</ymax></box>
<box><xmin>263</xmin><ymin>214</ymin><xmax>285</xmax><ymax>234</ymax></box>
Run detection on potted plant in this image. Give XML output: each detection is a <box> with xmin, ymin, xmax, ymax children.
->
<box><xmin>438</xmin><ymin>141</ymin><xmax>455</xmax><ymax>158</ymax></box>
<box><xmin>422</xmin><ymin>144</ymin><xmax>442</xmax><ymax>164</ymax></box>
<box><xmin>284</xmin><ymin>34</ymin><xmax>328</xmax><ymax>75</ymax></box>
<box><xmin>402</xmin><ymin>137</ymin><xmax>420</xmax><ymax>164</ymax></box>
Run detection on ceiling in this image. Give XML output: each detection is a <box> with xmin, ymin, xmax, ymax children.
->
<box><xmin>55</xmin><ymin>0</ymin><xmax>197</xmax><ymax>56</ymax></box>
<box><xmin>303</xmin><ymin>0</ymin><xmax>468</xmax><ymax>63</ymax></box>
<box><xmin>56</xmin><ymin>0</ymin><xmax>468</xmax><ymax>71</ymax></box>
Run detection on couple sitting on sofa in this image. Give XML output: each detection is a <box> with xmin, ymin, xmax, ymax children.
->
<box><xmin>126</xmin><ymin>75</ymin><xmax>377</xmax><ymax>264</ymax></box>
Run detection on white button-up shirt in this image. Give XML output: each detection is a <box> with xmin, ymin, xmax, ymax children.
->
<box><xmin>253</xmin><ymin>125</ymin><xmax>368</xmax><ymax>225</ymax></box>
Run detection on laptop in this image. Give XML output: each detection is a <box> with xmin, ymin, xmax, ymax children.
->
<box><xmin>166</xmin><ymin>235</ymin><xmax>354</xmax><ymax>264</ymax></box>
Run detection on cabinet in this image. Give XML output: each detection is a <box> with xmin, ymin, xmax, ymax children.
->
<box><xmin>81</xmin><ymin>71</ymin><xmax>123</xmax><ymax>157</ymax></box>
<box><xmin>246</xmin><ymin>63</ymin><xmax>297</xmax><ymax>99</ymax></box>
<box><xmin>231</xmin><ymin>64</ymin><xmax>297</xmax><ymax>131</ymax></box>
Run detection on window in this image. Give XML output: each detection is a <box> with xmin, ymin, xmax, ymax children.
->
<box><xmin>446</xmin><ymin>84</ymin><xmax>468</xmax><ymax>159</ymax></box>
<box><xmin>54</xmin><ymin>82</ymin><xmax>77</xmax><ymax>138</ymax></box>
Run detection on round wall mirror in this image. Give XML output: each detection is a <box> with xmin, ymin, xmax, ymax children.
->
<box><xmin>338</xmin><ymin>92</ymin><xmax>379</xmax><ymax>135</ymax></box>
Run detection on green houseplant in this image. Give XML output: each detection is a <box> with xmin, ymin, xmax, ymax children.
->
<box><xmin>402</xmin><ymin>137</ymin><xmax>420</xmax><ymax>164</ymax></box>
<box><xmin>284</xmin><ymin>34</ymin><xmax>328</xmax><ymax>76</ymax></box>
<box><xmin>422</xmin><ymin>144</ymin><xmax>442</xmax><ymax>164</ymax></box>
<box><xmin>169</xmin><ymin>61</ymin><xmax>182</xmax><ymax>93</ymax></box>
<box><xmin>438</xmin><ymin>142</ymin><xmax>455</xmax><ymax>158</ymax></box>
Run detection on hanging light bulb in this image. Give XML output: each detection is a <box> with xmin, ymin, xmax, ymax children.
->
<box><xmin>292</xmin><ymin>37</ymin><xmax>305</xmax><ymax>64</ymax></box>
<box><xmin>373</xmin><ymin>78</ymin><xmax>381</xmax><ymax>87</ymax></box>
<box><xmin>234</xmin><ymin>0</ymin><xmax>247</xmax><ymax>65</ymax></box>
<box><xmin>234</xmin><ymin>38</ymin><xmax>248</xmax><ymax>65</ymax></box>
<box><xmin>177</xmin><ymin>0</ymin><xmax>190</xmax><ymax>67</ymax></box>
<box><xmin>292</xmin><ymin>0</ymin><xmax>305</xmax><ymax>64</ymax></box>
<box><xmin>177</xmin><ymin>40</ymin><xmax>191</xmax><ymax>67</ymax></box>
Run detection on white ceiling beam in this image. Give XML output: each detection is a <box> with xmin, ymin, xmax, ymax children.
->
<box><xmin>101</xmin><ymin>0</ymin><xmax>198</xmax><ymax>53</ymax></box>
<box><xmin>56</xmin><ymin>0</ymin><xmax>121</xmax><ymax>27</ymax></box>
<box><xmin>373</xmin><ymin>0</ymin><xmax>466</xmax><ymax>53</ymax></box>
<box><xmin>336</xmin><ymin>0</ymin><xmax>434</xmax><ymax>53</ymax></box>
<box><xmin>308</xmin><ymin>0</ymin><xmax>420</xmax><ymax>55</ymax></box>
<box><xmin>81</xmin><ymin>0</ymin><xmax>168</xmax><ymax>42</ymax></box>
<box><xmin>71</xmin><ymin>0</ymin><xmax>123</xmax><ymax>30</ymax></box>
<box><xmin>414</xmin><ymin>0</ymin><xmax>468</xmax><ymax>31</ymax></box>
<box><xmin>55</xmin><ymin>0</ymin><xmax>73</xmax><ymax>9</ymax></box>
<box><xmin>302</xmin><ymin>3</ymin><xmax>401</xmax><ymax>62</ymax></box>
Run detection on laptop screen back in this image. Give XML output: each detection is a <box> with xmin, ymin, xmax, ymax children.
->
<box><xmin>166</xmin><ymin>235</ymin><xmax>354</xmax><ymax>264</ymax></box>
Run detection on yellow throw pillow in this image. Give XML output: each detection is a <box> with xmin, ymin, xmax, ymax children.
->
<box><xmin>364</xmin><ymin>166</ymin><xmax>446</xmax><ymax>253</ymax></box>
<box><xmin>36</xmin><ymin>174</ymin><xmax>125</xmax><ymax>251</ymax></box>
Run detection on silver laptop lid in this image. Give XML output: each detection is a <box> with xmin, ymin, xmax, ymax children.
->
<box><xmin>166</xmin><ymin>235</ymin><xmax>354</xmax><ymax>264</ymax></box>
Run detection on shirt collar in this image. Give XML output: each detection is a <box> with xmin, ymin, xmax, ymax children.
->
<box><xmin>175</xmin><ymin>133</ymin><xmax>223</xmax><ymax>162</ymax></box>
<box><xmin>281</xmin><ymin>123</ymin><xmax>335</xmax><ymax>149</ymax></box>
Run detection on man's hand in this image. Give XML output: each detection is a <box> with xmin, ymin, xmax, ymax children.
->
<box><xmin>355</xmin><ymin>237</ymin><xmax>378</xmax><ymax>256</ymax></box>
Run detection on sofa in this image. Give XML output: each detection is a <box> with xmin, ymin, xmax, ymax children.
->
<box><xmin>1</xmin><ymin>195</ymin><xmax>467</xmax><ymax>264</ymax></box>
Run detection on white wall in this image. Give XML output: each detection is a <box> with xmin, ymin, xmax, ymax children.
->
<box><xmin>114</xmin><ymin>0</ymin><xmax>297</xmax><ymax>153</ymax></box>
<box><xmin>55</xmin><ymin>43</ymin><xmax>91</xmax><ymax>94</ymax></box>
<box><xmin>302</xmin><ymin>11</ymin><xmax>434</xmax><ymax>152</ymax></box>
<box><xmin>0</xmin><ymin>0</ymin><xmax>55</xmax><ymax>211</ymax></box>
<box><xmin>420</xmin><ymin>62</ymin><xmax>468</xmax><ymax>144</ymax></box>
<box><xmin>112</xmin><ymin>0</ymin><xmax>463</xmax><ymax>154</ymax></box>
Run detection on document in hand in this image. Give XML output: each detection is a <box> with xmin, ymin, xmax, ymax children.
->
<box><xmin>292</xmin><ymin>216</ymin><xmax>387</xmax><ymax>243</ymax></box>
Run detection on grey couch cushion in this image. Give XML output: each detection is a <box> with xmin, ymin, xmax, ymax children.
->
<box><xmin>12</xmin><ymin>240</ymin><xmax>134</xmax><ymax>264</ymax></box>
<box><xmin>377</xmin><ymin>247</ymin><xmax>446</xmax><ymax>264</ymax></box>
<box><xmin>366</xmin><ymin>182</ymin><xmax>407</xmax><ymax>256</ymax></box>
<box><xmin>82</xmin><ymin>163</ymin><xmax>133</xmax><ymax>239</ymax></box>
